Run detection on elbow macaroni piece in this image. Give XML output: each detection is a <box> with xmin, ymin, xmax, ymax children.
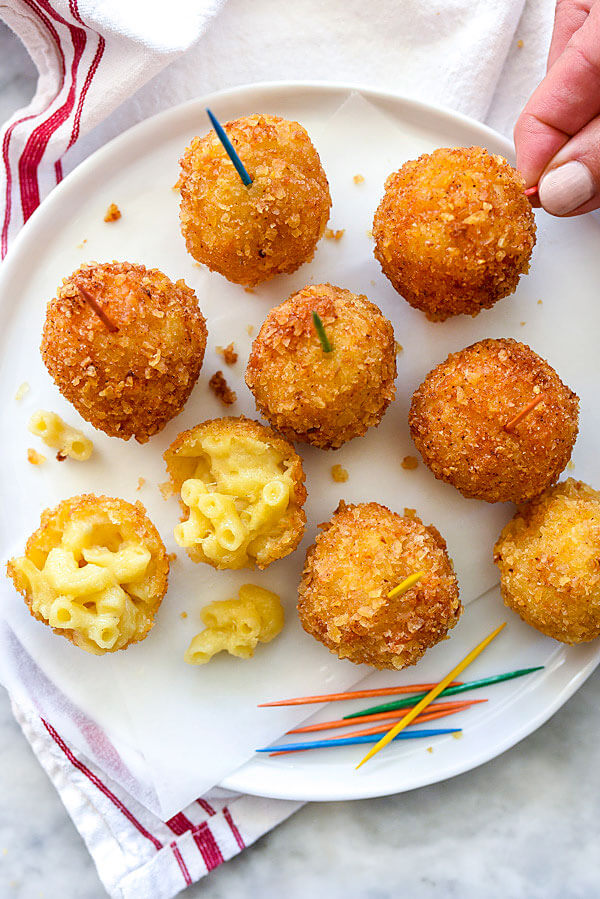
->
<box><xmin>165</xmin><ymin>418</ymin><xmax>306</xmax><ymax>570</ymax></box>
<box><xmin>29</xmin><ymin>410</ymin><xmax>93</xmax><ymax>461</ymax></box>
<box><xmin>7</xmin><ymin>495</ymin><xmax>169</xmax><ymax>655</ymax></box>
<box><xmin>184</xmin><ymin>584</ymin><xmax>285</xmax><ymax>665</ymax></box>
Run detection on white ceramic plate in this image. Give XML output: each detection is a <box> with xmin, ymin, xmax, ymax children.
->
<box><xmin>1</xmin><ymin>82</ymin><xmax>599</xmax><ymax>810</ymax></box>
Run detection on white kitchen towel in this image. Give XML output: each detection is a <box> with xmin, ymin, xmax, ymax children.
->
<box><xmin>0</xmin><ymin>0</ymin><xmax>554</xmax><ymax>896</ymax></box>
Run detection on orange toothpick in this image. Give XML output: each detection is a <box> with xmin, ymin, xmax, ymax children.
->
<box><xmin>76</xmin><ymin>283</ymin><xmax>118</xmax><ymax>332</ymax></box>
<box><xmin>504</xmin><ymin>393</ymin><xmax>545</xmax><ymax>432</ymax></box>
<box><xmin>258</xmin><ymin>680</ymin><xmax>464</xmax><ymax>708</ymax></box>
<box><xmin>286</xmin><ymin>698</ymin><xmax>487</xmax><ymax>735</ymax></box>
<box><xmin>356</xmin><ymin>622</ymin><xmax>506</xmax><ymax>769</ymax></box>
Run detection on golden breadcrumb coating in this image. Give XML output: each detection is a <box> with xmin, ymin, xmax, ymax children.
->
<box><xmin>494</xmin><ymin>479</ymin><xmax>600</xmax><ymax>643</ymax></box>
<box><xmin>245</xmin><ymin>283</ymin><xmax>397</xmax><ymax>449</ymax></box>
<box><xmin>373</xmin><ymin>146</ymin><xmax>536</xmax><ymax>321</ymax></box>
<box><xmin>164</xmin><ymin>416</ymin><xmax>306</xmax><ymax>569</ymax></box>
<box><xmin>298</xmin><ymin>501</ymin><xmax>461</xmax><ymax>670</ymax></box>
<box><xmin>6</xmin><ymin>495</ymin><xmax>169</xmax><ymax>654</ymax></box>
<box><xmin>409</xmin><ymin>339</ymin><xmax>579</xmax><ymax>504</ymax></box>
<box><xmin>178</xmin><ymin>114</ymin><xmax>331</xmax><ymax>286</ymax></box>
<box><xmin>41</xmin><ymin>262</ymin><xmax>207</xmax><ymax>443</ymax></box>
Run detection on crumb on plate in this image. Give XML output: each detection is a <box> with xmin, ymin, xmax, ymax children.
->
<box><xmin>27</xmin><ymin>448</ymin><xmax>46</xmax><ymax>465</ymax></box>
<box><xmin>159</xmin><ymin>480</ymin><xmax>175</xmax><ymax>500</ymax></box>
<box><xmin>246</xmin><ymin>324</ymin><xmax>254</xmax><ymax>335</ymax></box>
<box><xmin>402</xmin><ymin>455</ymin><xmax>419</xmax><ymax>470</ymax></box>
<box><xmin>325</xmin><ymin>228</ymin><xmax>345</xmax><ymax>241</ymax></box>
<box><xmin>104</xmin><ymin>203</ymin><xmax>121</xmax><ymax>223</ymax></box>
<box><xmin>353</xmin><ymin>174</ymin><xmax>365</xmax><ymax>184</ymax></box>
<box><xmin>395</xmin><ymin>342</ymin><xmax>403</xmax><ymax>355</ymax></box>
<box><xmin>216</xmin><ymin>342</ymin><xmax>238</xmax><ymax>365</ymax></box>
<box><xmin>15</xmin><ymin>382</ymin><xmax>29</xmax><ymax>401</ymax></box>
<box><xmin>180</xmin><ymin>611</ymin><xmax>188</xmax><ymax>619</ymax></box>
<box><xmin>209</xmin><ymin>370</ymin><xmax>237</xmax><ymax>406</ymax></box>
<box><xmin>137</xmin><ymin>477</ymin><xmax>146</xmax><ymax>490</ymax></box>
<box><xmin>331</xmin><ymin>463</ymin><xmax>349</xmax><ymax>483</ymax></box>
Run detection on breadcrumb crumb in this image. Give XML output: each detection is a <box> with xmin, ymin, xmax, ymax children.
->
<box><xmin>325</xmin><ymin>228</ymin><xmax>345</xmax><ymax>241</ymax></box>
<box><xmin>15</xmin><ymin>382</ymin><xmax>29</xmax><ymax>401</ymax></box>
<box><xmin>159</xmin><ymin>480</ymin><xmax>175</xmax><ymax>501</ymax></box>
<box><xmin>137</xmin><ymin>477</ymin><xmax>146</xmax><ymax>490</ymax></box>
<box><xmin>244</xmin><ymin>288</ymin><xmax>256</xmax><ymax>295</ymax></box>
<box><xmin>401</xmin><ymin>455</ymin><xmax>418</xmax><ymax>470</ymax></box>
<box><xmin>104</xmin><ymin>203</ymin><xmax>121</xmax><ymax>223</ymax></box>
<box><xmin>209</xmin><ymin>370</ymin><xmax>237</xmax><ymax>406</ymax></box>
<box><xmin>246</xmin><ymin>324</ymin><xmax>254</xmax><ymax>335</ymax></box>
<box><xmin>395</xmin><ymin>342</ymin><xmax>403</xmax><ymax>355</ymax></box>
<box><xmin>331</xmin><ymin>463</ymin><xmax>349</xmax><ymax>483</ymax></box>
<box><xmin>404</xmin><ymin>507</ymin><xmax>417</xmax><ymax>518</ymax></box>
<box><xmin>216</xmin><ymin>342</ymin><xmax>238</xmax><ymax>365</ymax></box>
<box><xmin>537</xmin><ymin>299</ymin><xmax>543</xmax><ymax>305</ymax></box>
<box><xmin>567</xmin><ymin>460</ymin><xmax>575</xmax><ymax>470</ymax></box>
<box><xmin>27</xmin><ymin>448</ymin><xmax>46</xmax><ymax>465</ymax></box>
<box><xmin>180</xmin><ymin>611</ymin><xmax>188</xmax><ymax>619</ymax></box>
<box><xmin>517</xmin><ymin>39</ymin><xmax>524</xmax><ymax>48</ymax></box>
<box><xmin>520</xmin><ymin>321</ymin><xmax>526</xmax><ymax>326</ymax></box>
<box><xmin>353</xmin><ymin>174</ymin><xmax>365</xmax><ymax>184</ymax></box>
<box><xmin>167</xmin><ymin>552</ymin><xmax>177</xmax><ymax>563</ymax></box>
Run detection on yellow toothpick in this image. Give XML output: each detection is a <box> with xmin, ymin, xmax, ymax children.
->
<box><xmin>356</xmin><ymin>621</ymin><xmax>506</xmax><ymax>769</ymax></box>
<box><xmin>387</xmin><ymin>570</ymin><xmax>424</xmax><ymax>599</ymax></box>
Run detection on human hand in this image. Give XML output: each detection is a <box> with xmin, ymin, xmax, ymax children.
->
<box><xmin>514</xmin><ymin>0</ymin><xmax>600</xmax><ymax>216</ymax></box>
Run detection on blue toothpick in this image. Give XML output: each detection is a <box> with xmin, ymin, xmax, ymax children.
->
<box><xmin>256</xmin><ymin>727</ymin><xmax>461</xmax><ymax>753</ymax></box>
<box><xmin>206</xmin><ymin>108</ymin><xmax>252</xmax><ymax>186</ymax></box>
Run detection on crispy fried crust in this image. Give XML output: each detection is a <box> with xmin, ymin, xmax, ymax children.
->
<box><xmin>178</xmin><ymin>114</ymin><xmax>331</xmax><ymax>286</ymax></box>
<box><xmin>298</xmin><ymin>501</ymin><xmax>461</xmax><ymax>670</ymax></box>
<box><xmin>6</xmin><ymin>494</ymin><xmax>169</xmax><ymax>654</ymax></box>
<box><xmin>373</xmin><ymin>146</ymin><xmax>536</xmax><ymax>321</ymax></box>
<box><xmin>41</xmin><ymin>262</ymin><xmax>207</xmax><ymax>443</ymax></box>
<box><xmin>494</xmin><ymin>479</ymin><xmax>600</xmax><ymax>643</ymax></box>
<box><xmin>245</xmin><ymin>283</ymin><xmax>397</xmax><ymax>449</ymax></box>
<box><xmin>164</xmin><ymin>416</ymin><xmax>307</xmax><ymax>569</ymax></box>
<box><xmin>409</xmin><ymin>338</ymin><xmax>579</xmax><ymax>504</ymax></box>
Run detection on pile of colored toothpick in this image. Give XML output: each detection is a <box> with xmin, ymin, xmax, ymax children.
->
<box><xmin>257</xmin><ymin>622</ymin><xmax>543</xmax><ymax>768</ymax></box>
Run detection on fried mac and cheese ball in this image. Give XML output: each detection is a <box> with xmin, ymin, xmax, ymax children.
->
<box><xmin>41</xmin><ymin>262</ymin><xmax>208</xmax><ymax>443</ymax></box>
<box><xmin>7</xmin><ymin>495</ymin><xmax>169</xmax><ymax>655</ymax></box>
<box><xmin>164</xmin><ymin>417</ymin><xmax>306</xmax><ymax>570</ymax></box>
<box><xmin>178</xmin><ymin>114</ymin><xmax>331</xmax><ymax>286</ymax></box>
<box><xmin>409</xmin><ymin>339</ymin><xmax>579</xmax><ymax>504</ymax></box>
<box><xmin>494</xmin><ymin>480</ymin><xmax>600</xmax><ymax>644</ymax></box>
<box><xmin>245</xmin><ymin>283</ymin><xmax>396</xmax><ymax>449</ymax></box>
<box><xmin>298</xmin><ymin>502</ymin><xmax>461</xmax><ymax>670</ymax></box>
<box><xmin>373</xmin><ymin>147</ymin><xmax>536</xmax><ymax>321</ymax></box>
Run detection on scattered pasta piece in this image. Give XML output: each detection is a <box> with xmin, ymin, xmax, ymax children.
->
<box><xmin>427</xmin><ymin>746</ymin><xmax>433</xmax><ymax>753</ymax></box>
<box><xmin>353</xmin><ymin>174</ymin><xmax>365</xmax><ymax>184</ymax></box>
<box><xmin>331</xmin><ymin>464</ymin><xmax>349</xmax><ymax>483</ymax></box>
<box><xmin>184</xmin><ymin>584</ymin><xmax>284</xmax><ymax>665</ymax></box>
<box><xmin>402</xmin><ymin>455</ymin><xmax>419</xmax><ymax>470</ymax></box>
<box><xmin>104</xmin><ymin>203</ymin><xmax>121</xmax><ymax>222</ymax></box>
<box><xmin>15</xmin><ymin>382</ymin><xmax>30</xmax><ymax>401</ymax></box>
<box><xmin>7</xmin><ymin>495</ymin><xmax>168</xmax><ymax>655</ymax></box>
<box><xmin>216</xmin><ymin>343</ymin><xmax>238</xmax><ymax>365</ymax></box>
<box><xmin>209</xmin><ymin>371</ymin><xmax>237</xmax><ymax>406</ymax></box>
<box><xmin>27</xmin><ymin>448</ymin><xmax>46</xmax><ymax>466</ymax></box>
<box><xmin>136</xmin><ymin>477</ymin><xmax>146</xmax><ymax>491</ymax></box>
<box><xmin>28</xmin><ymin>410</ymin><xmax>93</xmax><ymax>461</ymax></box>
<box><xmin>325</xmin><ymin>228</ymin><xmax>345</xmax><ymax>241</ymax></box>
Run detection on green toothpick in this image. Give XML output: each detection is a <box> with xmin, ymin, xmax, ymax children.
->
<box><xmin>312</xmin><ymin>311</ymin><xmax>332</xmax><ymax>353</ymax></box>
<box><xmin>343</xmin><ymin>666</ymin><xmax>544</xmax><ymax>719</ymax></box>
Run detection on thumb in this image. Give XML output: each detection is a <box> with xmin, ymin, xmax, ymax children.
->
<box><xmin>538</xmin><ymin>117</ymin><xmax>600</xmax><ymax>216</ymax></box>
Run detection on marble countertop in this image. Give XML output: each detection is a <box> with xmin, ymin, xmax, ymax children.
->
<box><xmin>1</xmin><ymin>17</ymin><xmax>600</xmax><ymax>899</ymax></box>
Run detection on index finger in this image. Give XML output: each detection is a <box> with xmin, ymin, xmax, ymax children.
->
<box><xmin>515</xmin><ymin>0</ymin><xmax>600</xmax><ymax>184</ymax></box>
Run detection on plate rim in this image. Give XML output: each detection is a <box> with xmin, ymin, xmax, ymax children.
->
<box><xmin>2</xmin><ymin>79</ymin><xmax>598</xmax><ymax>803</ymax></box>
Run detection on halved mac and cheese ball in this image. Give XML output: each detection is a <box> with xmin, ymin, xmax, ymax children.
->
<box><xmin>184</xmin><ymin>584</ymin><xmax>285</xmax><ymax>664</ymax></box>
<box><xmin>7</xmin><ymin>495</ymin><xmax>169</xmax><ymax>655</ymax></box>
<box><xmin>41</xmin><ymin>262</ymin><xmax>208</xmax><ymax>443</ymax></box>
<box><xmin>245</xmin><ymin>283</ymin><xmax>397</xmax><ymax>449</ymax></box>
<box><xmin>164</xmin><ymin>417</ymin><xmax>306</xmax><ymax>570</ymax></box>
<box><xmin>178</xmin><ymin>114</ymin><xmax>331</xmax><ymax>286</ymax></box>
<box><xmin>298</xmin><ymin>501</ymin><xmax>461</xmax><ymax>670</ymax></box>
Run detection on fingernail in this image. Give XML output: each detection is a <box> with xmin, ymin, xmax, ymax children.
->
<box><xmin>538</xmin><ymin>161</ymin><xmax>595</xmax><ymax>215</ymax></box>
